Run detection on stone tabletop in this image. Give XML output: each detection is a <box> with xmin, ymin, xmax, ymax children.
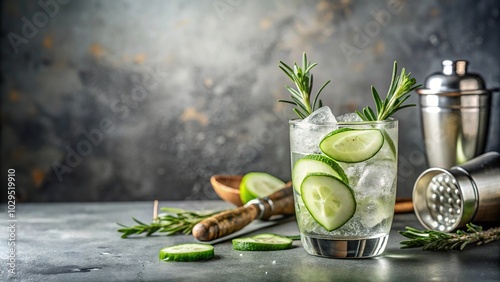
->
<box><xmin>1</xmin><ymin>201</ymin><xmax>499</xmax><ymax>281</ymax></box>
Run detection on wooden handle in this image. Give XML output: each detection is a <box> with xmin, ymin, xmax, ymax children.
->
<box><xmin>395</xmin><ymin>198</ymin><xmax>413</xmax><ymax>214</ymax></box>
<box><xmin>261</xmin><ymin>182</ymin><xmax>294</xmax><ymax>219</ymax></box>
<box><xmin>193</xmin><ymin>182</ymin><xmax>295</xmax><ymax>241</ymax></box>
<box><xmin>192</xmin><ymin>204</ymin><xmax>260</xmax><ymax>241</ymax></box>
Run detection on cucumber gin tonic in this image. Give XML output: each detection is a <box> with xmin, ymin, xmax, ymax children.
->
<box><xmin>290</xmin><ymin>109</ymin><xmax>398</xmax><ymax>258</ymax></box>
<box><xmin>278</xmin><ymin>54</ymin><xmax>419</xmax><ymax>258</ymax></box>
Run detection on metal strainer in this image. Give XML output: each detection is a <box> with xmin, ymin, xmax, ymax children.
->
<box><xmin>427</xmin><ymin>173</ymin><xmax>462</xmax><ymax>231</ymax></box>
<box><xmin>413</xmin><ymin>152</ymin><xmax>500</xmax><ymax>232</ymax></box>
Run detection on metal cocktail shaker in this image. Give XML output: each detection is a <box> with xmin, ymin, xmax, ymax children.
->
<box><xmin>417</xmin><ymin>60</ymin><xmax>492</xmax><ymax>168</ymax></box>
<box><xmin>413</xmin><ymin>151</ymin><xmax>500</xmax><ymax>232</ymax></box>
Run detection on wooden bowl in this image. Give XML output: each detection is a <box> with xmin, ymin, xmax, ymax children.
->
<box><xmin>210</xmin><ymin>175</ymin><xmax>243</xmax><ymax>206</ymax></box>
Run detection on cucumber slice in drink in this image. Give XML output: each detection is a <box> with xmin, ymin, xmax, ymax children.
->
<box><xmin>292</xmin><ymin>154</ymin><xmax>348</xmax><ymax>193</ymax></box>
<box><xmin>239</xmin><ymin>172</ymin><xmax>285</xmax><ymax>204</ymax></box>
<box><xmin>232</xmin><ymin>233</ymin><xmax>293</xmax><ymax>251</ymax></box>
<box><xmin>320</xmin><ymin>128</ymin><xmax>384</xmax><ymax>163</ymax></box>
<box><xmin>301</xmin><ymin>173</ymin><xmax>356</xmax><ymax>231</ymax></box>
<box><xmin>159</xmin><ymin>243</ymin><xmax>214</xmax><ymax>262</ymax></box>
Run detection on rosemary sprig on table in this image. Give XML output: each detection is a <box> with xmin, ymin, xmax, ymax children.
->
<box><xmin>357</xmin><ymin>61</ymin><xmax>421</xmax><ymax>121</ymax></box>
<box><xmin>399</xmin><ymin>223</ymin><xmax>500</xmax><ymax>251</ymax></box>
<box><xmin>117</xmin><ymin>207</ymin><xmax>224</xmax><ymax>238</ymax></box>
<box><xmin>278</xmin><ymin>52</ymin><xmax>331</xmax><ymax>119</ymax></box>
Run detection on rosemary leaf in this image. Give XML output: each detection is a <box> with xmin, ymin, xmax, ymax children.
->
<box><xmin>313</xmin><ymin>80</ymin><xmax>331</xmax><ymax>110</ymax></box>
<box><xmin>371</xmin><ymin>86</ymin><xmax>383</xmax><ymax>114</ymax></box>
<box><xmin>357</xmin><ymin>61</ymin><xmax>421</xmax><ymax>121</ymax></box>
<box><xmin>278</xmin><ymin>99</ymin><xmax>296</xmax><ymax>106</ymax></box>
<box><xmin>132</xmin><ymin>217</ymin><xmax>147</xmax><ymax>225</ymax></box>
<box><xmin>278</xmin><ymin>52</ymin><xmax>330</xmax><ymax>119</ymax></box>
<box><xmin>117</xmin><ymin>207</ymin><xmax>226</xmax><ymax>238</ymax></box>
<box><xmin>293</xmin><ymin>108</ymin><xmax>307</xmax><ymax>119</ymax></box>
<box><xmin>399</xmin><ymin>223</ymin><xmax>500</xmax><ymax>251</ymax></box>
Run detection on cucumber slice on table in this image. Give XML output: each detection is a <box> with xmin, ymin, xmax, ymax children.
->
<box><xmin>159</xmin><ymin>243</ymin><xmax>214</xmax><ymax>262</ymax></box>
<box><xmin>320</xmin><ymin>128</ymin><xmax>384</xmax><ymax>163</ymax></box>
<box><xmin>232</xmin><ymin>233</ymin><xmax>293</xmax><ymax>251</ymax></box>
<box><xmin>301</xmin><ymin>173</ymin><xmax>356</xmax><ymax>231</ymax></box>
<box><xmin>239</xmin><ymin>172</ymin><xmax>285</xmax><ymax>204</ymax></box>
<box><xmin>292</xmin><ymin>154</ymin><xmax>348</xmax><ymax>193</ymax></box>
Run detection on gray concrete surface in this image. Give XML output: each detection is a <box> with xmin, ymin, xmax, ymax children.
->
<box><xmin>1</xmin><ymin>201</ymin><xmax>499</xmax><ymax>281</ymax></box>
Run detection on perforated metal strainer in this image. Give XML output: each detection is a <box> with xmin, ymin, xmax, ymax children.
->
<box><xmin>413</xmin><ymin>152</ymin><xmax>500</xmax><ymax>232</ymax></box>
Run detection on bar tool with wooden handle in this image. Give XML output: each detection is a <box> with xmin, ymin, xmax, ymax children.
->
<box><xmin>193</xmin><ymin>182</ymin><xmax>294</xmax><ymax>241</ymax></box>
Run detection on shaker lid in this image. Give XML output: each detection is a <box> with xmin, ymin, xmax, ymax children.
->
<box><xmin>417</xmin><ymin>60</ymin><xmax>487</xmax><ymax>95</ymax></box>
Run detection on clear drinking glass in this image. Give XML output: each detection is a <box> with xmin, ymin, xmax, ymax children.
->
<box><xmin>290</xmin><ymin>118</ymin><xmax>398</xmax><ymax>258</ymax></box>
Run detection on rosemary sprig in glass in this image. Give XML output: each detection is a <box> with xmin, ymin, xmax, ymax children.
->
<box><xmin>356</xmin><ymin>61</ymin><xmax>421</xmax><ymax>121</ymax></box>
<box><xmin>278</xmin><ymin>52</ymin><xmax>331</xmax><ymax>119</ymax></box>
<box><xmin>355</xmin><ymin>62</ymin><xmax>421</xmax><ymax>158</ymax></box>
<box><xmin>399</xmin><ymin>223</ymin><xmax>500</xmax><ymax>251</ymax></box>
<box><xmin>117</xmin><ymin>207</ymin><xmax>224</xmax><ymax>238</ymax></box>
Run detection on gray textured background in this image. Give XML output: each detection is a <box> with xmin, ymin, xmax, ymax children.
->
<box><xmin>1</xmin><ymin>0</ymin><xmax>499</xmax><ymax>202</ymax></box>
